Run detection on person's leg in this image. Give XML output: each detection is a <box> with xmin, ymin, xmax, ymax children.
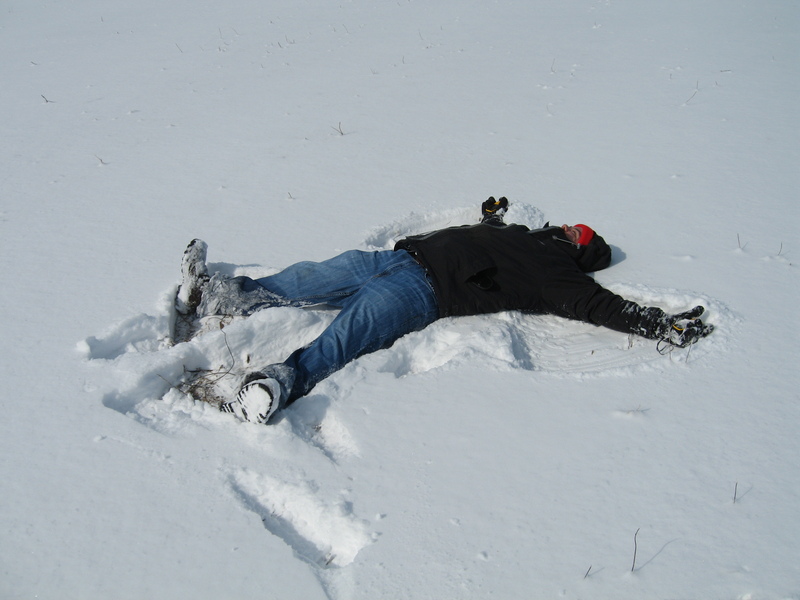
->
<box><xmin>222</xmin><ymin>250</ymin><xmax>438</xmax><ymax>423</ymax></box>
<box><xmin>197</xmin><ymin>274</ymin><xmax>290</xmax><ymax>317</ymax></box>
<box><xmin>199</xmin><ymin>250</ymin><xmax>408</xmax><ymax>317</ymax></box>
<box><xmin>282</xmin><ymin>252</ymin><xmax>439</xmax><ymax>402</ymax></box>
<box><xmin>257</xmin><ymin>249</ymin><xmax>412</xmax><ymax>306</ymax></box>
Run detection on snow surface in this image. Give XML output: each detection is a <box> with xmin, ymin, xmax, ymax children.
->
<box><xmin>2</xmin><ymin>0</ymin><xmax>798</xmax><ymax>598</ymax></box>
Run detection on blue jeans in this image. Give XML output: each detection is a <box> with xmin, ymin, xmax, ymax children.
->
<box><xmin>221</xmin><ymin>250</ymin><xmax>439</xmax><ymax>404</ymax></box>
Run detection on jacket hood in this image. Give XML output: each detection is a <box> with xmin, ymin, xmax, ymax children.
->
<box><xmin>548</xmin><ymin>227</ymin><xmax>612</xmax><ymax>272</ymax></box>
<box><xmin>574</xmin><ymin>233</ymin><xmax>612</xmax><ymax>271</ymax></box>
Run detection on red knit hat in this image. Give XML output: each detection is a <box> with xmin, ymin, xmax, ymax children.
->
<box><xmin>574</xmin><ymin>224</ymin><xmax>595</xmax><ymax>246</ymax></box>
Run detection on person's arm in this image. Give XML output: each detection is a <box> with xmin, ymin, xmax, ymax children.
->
<box><xmin>480</xmin><ymin>197</ymin><xmax>508</xmax><ymax>226</ymax></box>
<box><xmin>544</xmin><ymin>279</ymin><xmax>713</xmax><ymax>347</ymax></box>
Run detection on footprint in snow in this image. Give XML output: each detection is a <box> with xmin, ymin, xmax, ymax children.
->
<box><xmin>227</xmin><ymin>468</ymin><xmax>375</xmax><ymax>568</ymax></box>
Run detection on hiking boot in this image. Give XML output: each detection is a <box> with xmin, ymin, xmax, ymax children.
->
<box><xmin>176</xmin><ymin>239</ymin><xmax>210</xmax><ymax>315</ymax></box>
<box><xmin>221</xmin><ymin>377</ymin><xmax>281</xmax><ymax>424</ymax></box>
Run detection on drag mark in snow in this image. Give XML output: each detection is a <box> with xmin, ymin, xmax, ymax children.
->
<box><xmin>227</xmin><ymin>468</ymin><xmax>375</xmax><ymax>568</ymax></box>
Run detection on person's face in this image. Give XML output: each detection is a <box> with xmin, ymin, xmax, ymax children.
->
<box><xmin>561</xmin><ymin>224</ymin><xmax>584</xmax><ymax>244</ymax></box>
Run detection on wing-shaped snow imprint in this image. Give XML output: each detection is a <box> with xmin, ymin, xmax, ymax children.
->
<box><xmin>80</xmin><ymin>300</ymin><xmax>334</xmax><ymax>420</ymax></box>
<box><xmin>359</xmin><ymin>205</ymin><xmax>730</xmax><ymax>379</ymax></box>
<box><xmin>362</xmin><ymin>203</ymin><xmax>546</xmax><ymax>250</ymax></box>
<box><xmin>81</xmin><ymin>204</ymin><xmax>728</xmax><ymax>426</ymax></box>
<box><xmin>227</xmin><ymin>468</ymin><xmax>375</xmax><ymax>568</ymax></box>
<box><xmin>371</xmin><ymin>308</ymin><xmax>723</xmax><ymax>380</ymax></box>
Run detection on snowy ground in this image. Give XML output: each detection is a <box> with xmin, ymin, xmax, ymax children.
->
<box><xmin>2</xmin><ymin>1</ymin><xmax>798</xmax><ymax>599</ymax></box>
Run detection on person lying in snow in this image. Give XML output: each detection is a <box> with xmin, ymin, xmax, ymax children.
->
<box><xmin>175</xmin><ymin>197</ymin><xmax>713</xmax><ymax>424</ymax></box>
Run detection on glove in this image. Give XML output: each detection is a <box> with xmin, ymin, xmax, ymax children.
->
<box><xmin>659</xmin><ymin>305</ymin><xmax>715</xmax><ymax>349</ymax></box>
<box><xmin>481</xmin><ymin>196</ymin><xmax>509</xmax><ymax>222</ymax></box>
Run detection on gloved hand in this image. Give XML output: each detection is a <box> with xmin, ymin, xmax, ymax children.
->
<box><xmin>481</xmin><ymin>196</ymin><xmax>509</xmax><ymax>222</ymax></box>
<box><xmin>659</xmin><ymin>306</ymin><xmax>714</xmax><ymax>349</ymax></box>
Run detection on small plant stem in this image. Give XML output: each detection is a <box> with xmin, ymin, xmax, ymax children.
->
<box><xmin>631</xmin><ymin>528</ymin><xmax>640</xmax><ymax>572</ymax></box>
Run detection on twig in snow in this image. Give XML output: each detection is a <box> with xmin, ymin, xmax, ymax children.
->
<box><xmin>631</xmin><ymin>528</ymin><xmax>640</xmax><ymax>572</ymax></box>
<box><xmin>175</xmin><ymin>318</ymin><xmax>237</xmax><ymax>407</ymax></box>
<box><xmin>584</xmin><ymin>565</ymin><xmax>593</xmax><ymax>579</ymax></box>
<box><xmin>683</xmin><ymin>80</ymin><xmax>700</xmax><ymax>105</ymax></box>
<box><xmin>733</xmin><ymin>481</ymin><xmax>739</xmax><ymax>504</ymax></box>
<box><xmin>331</xmin><ymin>121</ymin><xmax>346</xmax><ymax>135</ymax></box>
<box><xmin>736</xmin><ymin>233</ymin><xmax>748</xmax><ymax>250</ymax></box>
<box><xmin>41</xmin><ymin>95</ymin><xmax>55</xmax><ymax>103</ymax></box>
<box><xmin>685</xmin><ymin>339</ymin><xmax>694</xmax><ymax>362</ymax></box>
<box><xmin>157</xmin><ymin>373</ymin><xmax>178</xmax><ymax>388</ymax></box>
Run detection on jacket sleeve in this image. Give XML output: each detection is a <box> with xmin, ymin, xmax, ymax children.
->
<box><xmin>542</xmin><ymin>278</ymin><xmax>670</xmax><ymax>339</ymax></box>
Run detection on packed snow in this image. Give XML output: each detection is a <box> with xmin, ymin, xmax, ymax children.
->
<box><xmin>2</xmin><ymin>0</ymin><xmax>798</xmax><ymax>599</ymax></box>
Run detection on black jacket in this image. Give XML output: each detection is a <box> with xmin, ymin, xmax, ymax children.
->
<box><xmin>395</xmin><ymin>222</ymin><xmax>668</xmax><ymax>339</ymax></box>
